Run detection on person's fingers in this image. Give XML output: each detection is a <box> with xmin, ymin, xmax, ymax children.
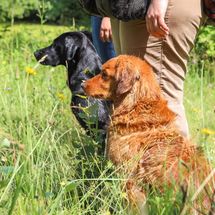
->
<box><xmin>149</xmin><ymin>17</ymin><xmax>169</xmax><ymax>38</ymax></box>
<box><xmin>155</xmin><ymin>25</ymin><xmax>168</xmax><ymax>38</ymax></box>
<box><xmin>100</xmin><ymin>30</ymin><xmax>105</xmax><ymax>42</ymax></box>
<box><xmin>147</xmin><ymin>16</ymin><xmax>165</xmax><ymax>38</ymax></box>
<box><xmin>150</xmin><ymin>28</ymin><xmax>165</xmax><ymax>38</ymax></box>
<box><xmin>158</xmin><ymin>17</ymin><xmax>169</xmax><ymax>35</ymax></box>
<box><xmin>104</xmin><ymin>30</ymin><xmax>110</xmax><ymax>42</ymax></box>
<box><xmin>150</xmin><ymin>16</ymin><xmax>158</xmax><ymax>34</ymax></box>
<box><xmin>100</xmin><ymin>29</ymin><xmax>112</xmax><ymax>42</ymax></box>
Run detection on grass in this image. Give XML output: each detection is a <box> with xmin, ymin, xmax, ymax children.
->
<box><xmin>0</xmin><ymin>23</ymin><xmax>214</xmax><ymax>215</ymax></box>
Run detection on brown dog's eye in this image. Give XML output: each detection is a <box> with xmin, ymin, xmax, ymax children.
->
<box><xmin>101</xmin><ymin>72</ymin><xmax>108</xmax><ymax>81</ymax></box>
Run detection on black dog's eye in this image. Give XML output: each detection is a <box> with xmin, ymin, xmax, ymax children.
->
<box><xmin>101</xmin><ymin>71</ymin><xmax>108</xmax><ymax>81</ymax></box>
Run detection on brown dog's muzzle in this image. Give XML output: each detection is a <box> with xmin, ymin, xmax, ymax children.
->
<box><xmin>83</xmin><ymin>75</ymin><xmax>108</xmax><ymax>99</ymax></box>
<box><xmin>83</xmin><ymin>76</ymin><xmax>96</xmax><ymax>96</ymax></box>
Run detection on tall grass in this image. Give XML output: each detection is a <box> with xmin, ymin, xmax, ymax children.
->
<box><xmin>0</xmin><ymin>23</ymin><xmax>214</xmax><ymax>214</ymax></box>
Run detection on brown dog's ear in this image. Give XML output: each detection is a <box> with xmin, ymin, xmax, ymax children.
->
<box><xmin>116</xmin><ymin>62</ymin><xmax>139</xmax><ymax>95</ymax></box>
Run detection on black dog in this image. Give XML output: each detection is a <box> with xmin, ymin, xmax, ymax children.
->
<box><xmin>34</xmin><ymin>31</ymin><xmax>109</xmax><ymax>146</ymax></box>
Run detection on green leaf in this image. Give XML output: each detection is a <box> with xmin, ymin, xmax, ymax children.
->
<box><xmin>64</xmin><ymin>182</ymin><xmax>77</xmax><ymax>193</ymax></box>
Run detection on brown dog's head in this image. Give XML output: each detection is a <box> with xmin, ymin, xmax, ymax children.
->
<box><xmin>83</xmin><ymin>55</ymin><xmax>161</xmax><ymax>102</ymax></box>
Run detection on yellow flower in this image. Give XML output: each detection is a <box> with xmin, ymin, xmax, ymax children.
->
<box><xmin>56</xmin><ymin>92</ymin><xmax>66</xmax><ymax>101</ymax></box>
<box><xmin>201</xmin><ymin>128</ymin><xmax>215</xmax><ymax>135</ymax></box>
<box><xmin>25</xmin><ymin>67</ymin><xmax>37</xmax><ymax>75</ymax></box>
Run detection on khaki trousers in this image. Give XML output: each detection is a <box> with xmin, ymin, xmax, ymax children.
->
<box><xmin>111</xmin><ymin>0</ymin><xmax>206</xmax><ymax>137</ymax></box>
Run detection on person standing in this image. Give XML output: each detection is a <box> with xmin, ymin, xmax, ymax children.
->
<box><xmin>91</xmin><ymin>16</ymin><xmax>116</xmax><ymax>63</ymax></box>
<box><xmin>109</xmin><ymin>0</ymin><xmax>206</xmax><ymax>137</ymax></box>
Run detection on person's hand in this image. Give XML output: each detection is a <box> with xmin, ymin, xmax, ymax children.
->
<box><xmin>146</xmin><ymin>0</ymin><xmax>169</xmax><ymax>38</ymax></box>
<box><xmin>100</xmin><ymin>17</ymin><xmax>112</xmax><ymax>42</ymax></box>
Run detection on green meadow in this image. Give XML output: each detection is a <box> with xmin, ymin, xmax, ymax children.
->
<box><xmin>0</xmin><ymin>23</ymin><xmax>214</xmax><ymax>214</ymax></box>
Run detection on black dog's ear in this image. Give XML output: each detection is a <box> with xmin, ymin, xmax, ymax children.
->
<box><xmin>66</xmin><ymin>45</ymin><xmax>78</xmax><ymax>61</ymax></box>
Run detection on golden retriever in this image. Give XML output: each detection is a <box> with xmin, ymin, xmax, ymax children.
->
<box><xmin>83</xmin><ymin>55</ymin><xmax>215</xmax><ymax>214</ymax></box>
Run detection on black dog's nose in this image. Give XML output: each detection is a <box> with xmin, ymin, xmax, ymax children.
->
<box><xmin>34</xmin><ymin>50</ymin><xmax>41</xmax><ymax>60</ymax></box>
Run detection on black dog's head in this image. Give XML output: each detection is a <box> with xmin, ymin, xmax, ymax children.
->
<box><xmin>34</xmin><ymin>31</ymin><xmax>94</xmax><ymax>67</ymax></box>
